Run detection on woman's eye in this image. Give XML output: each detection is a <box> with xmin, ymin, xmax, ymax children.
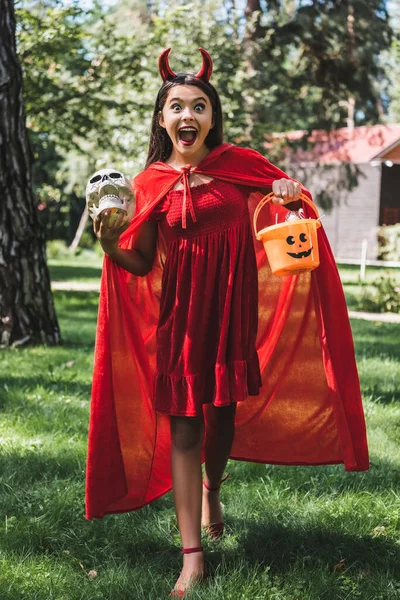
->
<box><xmin>171</xmin><ymin>104</ymin><xmax>181</xmax><ymax>111</ymax></box>
<box><xmin>195</xmin><ymin>103</ymin><xmax>205</xmax><ymax>112</ymax></box>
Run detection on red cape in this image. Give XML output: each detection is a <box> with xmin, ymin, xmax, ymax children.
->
<box><xmin>86</xmin><ymin>144</ymin><xmax>369</xmax><ymax>519</ymax></box>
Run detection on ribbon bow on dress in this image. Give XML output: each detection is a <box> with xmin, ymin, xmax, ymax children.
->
<box><xmin>180</xmin><ymin>165</ymin><xmax>198</xmax><ymax>229</ymax></box>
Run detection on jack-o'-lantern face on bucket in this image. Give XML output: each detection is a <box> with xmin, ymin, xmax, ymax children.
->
<box><xmin>253</xmin><ymin>192</ymin><xmax>321</xmax><ymax>276</ymax></box>
<box><xmin>286</xmin><ymin>232</ymin><xmax>313</xmax><ymax>259</ymax></box>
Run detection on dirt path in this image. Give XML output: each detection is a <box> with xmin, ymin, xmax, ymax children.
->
<box><xmin>347</xmin><ymin>310</ymin><xmax>400</xmax><ymax>323</ymax></box>
<box><xmin>52</xmin><ymin>281</ymin><xmax>100</xmax><ymax>292</ymax></box>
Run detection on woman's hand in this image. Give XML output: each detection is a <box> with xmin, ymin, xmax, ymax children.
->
<box><xmin>272</xmin><ymin>178</ymin><xmax>301</xmax><ymax>205</ymax></box>
<box><xmin>93</xmin><ymin>210</ymin><xmax>129</xmax><ymax>256</ymax></box>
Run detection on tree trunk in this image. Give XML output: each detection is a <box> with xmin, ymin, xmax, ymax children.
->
<box><xmin>243</xmin><ymin>0</ymin><xmax>265</xmax><ymax>142</ymax></box>
<box><xmin>68</xmin><ymin>205</ymin><xmax>89</xmax><ymax>253</ymax></box>
<box><xmin>244</xmin><ymin>0</ymin><xmax>262</xmax><ymax>19</ymax></box>
<box><xmin>0</xmin><ymin>0</ymin><xmax>60</xmax><ymax>347</ymax></box>
<box><xmin>244</xmin><ymin>0</ymin><xmax>265</xmax><ymax>41</ymax></box>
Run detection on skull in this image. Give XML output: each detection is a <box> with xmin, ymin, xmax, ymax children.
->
<box><xmin>285</xmin><ymin>208</ymin><xmax>306</xmax><ymax>222</ymax></box>
<box><xmin>86</xmin><ymin>168</ymin><xmax>135</xmax><ymax>225</ymax></box>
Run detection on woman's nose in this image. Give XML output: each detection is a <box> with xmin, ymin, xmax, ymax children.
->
<box><xmin>181</xmin><ymin>107</ymin><xmax>194</xmax><ymax>120</ymax></box>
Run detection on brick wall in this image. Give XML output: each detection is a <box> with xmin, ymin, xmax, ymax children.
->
<box><xmin>288</xmin><ymin>163</ymin><xmax>381</xmax><ymax>260</ymax></box>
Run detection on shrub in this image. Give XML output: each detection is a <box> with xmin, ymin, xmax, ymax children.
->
<box><xmin>46</xmin><ymin>240</ymin><xmax>71</xmax><ymax>260</ymax></box>
<box><xmin>92</xmin><ymin>241</ymin><xmax>105</xmax><ymax>259</ymax></box>
<box><xmin>356</xmin><ymin>274</ymin><xmax>400</xmax><ymax>313</ymax></box>
<box><xmin>78</xmin><ymin>230</ymin><xmax>96</xmax><ymax>250</ymax></box>
<box><xmin>377</xmin><ymin>224</ymin><xmax>400</xmax><ymax>261</ymax></box>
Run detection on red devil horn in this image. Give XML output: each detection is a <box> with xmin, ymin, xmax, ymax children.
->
<box><xmin>158</xmin><ymin>48</ymin><xmax>177</xmax><ymax>81</ymax></box>
<box><xmin>194</xmin><ymin>48</ymin><xmax>213</xmax><ymax>82</ymax></box>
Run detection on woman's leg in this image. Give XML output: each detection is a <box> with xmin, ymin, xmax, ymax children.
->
<box><xmin>170</xmin><ymin>415</ymin><xmax>205</xmax><ymax>591</ymax></box>
<box><xmin>202</xmin><ymin>403</ymin><xmax>236</xmax><ymax>527</ymax></box>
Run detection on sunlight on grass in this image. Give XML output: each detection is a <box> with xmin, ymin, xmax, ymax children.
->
<box><xmin>48</xmin><ymin>256</ymin><xmax>400</xmax><ymax>318</ymax></box>
<box><xmin>337</xmin><ymin>264</ymin><xmax>400</xmax><ymax>286</ymax></box>
<box><xmin>0</xmin><ymin>294</ymin><xmax>399</xmax><ymax>599</ymax></box>
<box><xmin>48</xmin><ymin>252</ymin><xmax>103</xmax><ymax>284</ymax></box>
<box><xmin>338</xmin><ymin>265</ymin><xmax>400</xmax><ymax>311</ymax></box>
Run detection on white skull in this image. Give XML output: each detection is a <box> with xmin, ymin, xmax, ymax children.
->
<box><xmin>86</xmin><ymin>168</ymin><xmax>135</xmax><ymax>224</ymax></box>
<box><xmin>285</xmin><ymin>208</ymin><xmax>306</xmax><ymax>222</ymax></box>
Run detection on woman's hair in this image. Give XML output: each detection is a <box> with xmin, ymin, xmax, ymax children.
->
<box><xmin>145</xmin><ymin>74</ymin><xmax>223</xmax><ymax>168</ymax></box>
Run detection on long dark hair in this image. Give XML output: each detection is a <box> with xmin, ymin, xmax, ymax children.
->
<box><xmin>145</xmin><ymin>74</ymin><xmax>223</xmax><ymax>168</ymax></box>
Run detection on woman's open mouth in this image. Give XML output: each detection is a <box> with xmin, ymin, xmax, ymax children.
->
<box><xmin>178</xmin><ymin>127</ymin><xmax>198</xmax><ymax>146</ymax></box>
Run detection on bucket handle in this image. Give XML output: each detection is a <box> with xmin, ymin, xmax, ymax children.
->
<box><xmin>253</xmin><ymin>191</ymin><xmax>320</xmax><ymax>241</ymax></box>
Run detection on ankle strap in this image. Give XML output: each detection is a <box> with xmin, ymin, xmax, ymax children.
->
<box><xmin>182</xmin><ymin>546</ymin><xmax>203</xmax><ymax>555</ymax></box>
<box><xmin>203</xmin><ymin>473</ymin><xmax>229</xmax><ymax>492</ymax></box>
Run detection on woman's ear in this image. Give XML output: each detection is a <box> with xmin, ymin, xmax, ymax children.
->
<box><xmin>158</xmin><ymin>111</ymin><xmax>165</xmax><ymax>128</ymax></box>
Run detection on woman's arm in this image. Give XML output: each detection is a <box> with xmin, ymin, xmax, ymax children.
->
<box><xmin>94</xmin><ymin>210</ymin><xmax>158</xmax><ymax>277</ymax></box>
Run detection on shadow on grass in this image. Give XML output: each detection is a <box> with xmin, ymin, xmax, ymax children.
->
<box><xmin>58</xmin><ymin>337</ymin><xmax>96</xmax><ymax>350</ymax></box>
<box><xmin>49</xmin><ymin>264</ymin><xmax>102</xmax><ymax>282</ymax></box>
<box><xmin>55</xmin><ymin>290</ymin><xmax>99</xmax><ymax>317</ymax></box>
<box><xmin>53</xmin><ymin>290</ymin><xmax>99</xmax><ymax>346</ymax></box>
<box><xmin>0</xmin><ymin>450</ymin><xmax>86</xmax><ymax>487</ymax></box>
<box><xmin>1</xmin><ymin>449</ymin><xmax>399</xmax><ymax>516</ymax></box>
<box><xmin>54</xmin><ymin>289</ymin><xmax>100</xmax><ymax>305</ymax></box>
<box><xmin>216</xmin><ymin>519</ymin><xmax>400</xmax><ymax>582</ymax></box>
<box><xmin>0</xmin><ymin>376</ymin><xmax>91</xmax><ymax>404</ymax></box>
<box><xmin>351</xmin><ymin>320</ymin><xmax>400</xmax><ymax>360</ymax></box>
<box><xmin>229</xmin><ymin>456</ymin><xmax>400</xmax><ymax>495</ymax></box>
<box><xmin>58</xmin><ymin>313</ymin><xmax>98</xmax><ymax>324</ymax></box>
<box><xmin>1</xmin><ymin>468</ymin><xmax>398</xmax><ymax>599</ymax></box>
<box><xmin>5</xmin><ymin>514</ymin><xmax>397</xmax><ymax>599</ymax></box>
<box><xmin>362</xmin><ymin>390</ymin><xmax>400</xmax><ymax>404</ymax></box>
<box><xmin>5</xmin><ymin>483</ymin><xmax>397</xmax><ymax>577</ymax></box>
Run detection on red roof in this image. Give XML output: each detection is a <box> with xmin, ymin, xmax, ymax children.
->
<box><xmin>266</xmin><ymin>124</ymin><xmax>400</xmax><ymax>164</ymax></box>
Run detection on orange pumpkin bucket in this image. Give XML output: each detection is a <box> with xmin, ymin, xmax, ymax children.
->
<box><xmin>253</xmin><ymin>192</ymin><xmax>322</xmax><ymax>277</ymax></box>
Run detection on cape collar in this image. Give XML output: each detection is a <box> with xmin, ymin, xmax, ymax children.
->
<box><xmin>148</xmin><ymin>143</ymin><xmax>233</xmax><ymax>174</ymax></box>
<box><xmin>148</xmin><ymin>143</ymin><xmax>232</xmax><ymax>228</ymax></box>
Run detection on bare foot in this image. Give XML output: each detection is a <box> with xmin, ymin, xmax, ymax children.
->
<box><xmin>201</xmin><ymin>484</ymin><xmax>223</xmax><ymax>528</ymax></box>
<box><xmin>171</xmin><ymin>552</ymin><xmax>205</xmax><ymax>597</ymax></box>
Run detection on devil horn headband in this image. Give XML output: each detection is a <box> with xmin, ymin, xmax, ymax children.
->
<box><xmin>158</xmin><ymin>48</ymin><xmax>213</xmax><ymax>82</ymax></box>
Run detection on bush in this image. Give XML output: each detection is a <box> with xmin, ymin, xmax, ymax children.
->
<box><xmin>356</xmin><ymin>274</ymin><xmax>400</xmax><ymax>313</ymax></box>
<box><xmin>93</xmin><ymin>241</ymin><xmax>106</xmax><ymax>259</ymax></box>
<box><xmin>78</xmin><ymin>230</ymin><xmax>96</xmax><ymax>250</ymax></box>
<box><xmin>377</xmin><ymin>224</ymin><xmax>400</xmax><ymax>261</ymax></box>
<box><xmin>46</xmin><ymin>240</ymin><xmax>71</xmax><ymax>260</ymax></box>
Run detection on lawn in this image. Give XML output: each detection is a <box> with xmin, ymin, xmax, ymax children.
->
<box><xmin>337</xmin><ymin>264</ymin><xmax>400</xmax><ymax>311</ymax></box>
<box><xmin>1</xmin><ymin>274</ymin><xmax>399</xmax><ymax>599</ymax></box>
<box><xmin>47</xmin><ymin>252</ymin><xmax>400</xmax><ymax>311</ymax></box>
<box><xmin>48</xmin><ymin>252</ymin><xmax>103</xmax><ymax>285</ymax></box>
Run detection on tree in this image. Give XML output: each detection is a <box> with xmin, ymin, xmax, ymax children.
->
<box><xmin>16</xmin><ymin>1</ymin><xmax>146</xmax><ymax>244</ymax></box>
<box><xmin>387</xmin><ymin>2</ymin><xmax>400</xmax><ymax>122</ymax></box>
<box><xmin>15</xmin><ymin>0</ymin><xmax>395</xmax><ymax>250</ymax></box>
<box><xmin>242</xmin><ymin>0</ymin><xmax>393</xmax><ymax>148</ymax></box>
<box><xmin>0</xmin><ymin>0</ymin><xmax>60</xmax><ymax>347</ymax></box>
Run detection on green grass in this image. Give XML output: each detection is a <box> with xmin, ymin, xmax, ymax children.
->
<box><xmin>1</xmin><ymin>290</ymin><xmax>400</xmax><ymax>599</ymax></box>
<box><xmin>337</xmin><ymin>264</ymin><xmax>400</xmax><ymax>285</ymax></box>
<box><xmin>49</xmin><ymin>254</ymin><xmax>400</xmax><ymax>286</ymax></box>
<box><xmin>48</xmin><ymin>254</ymin><xmax>400</xmax><ymax>312</ymax></box>
<box><xmin>48</xmin><ymin>252</ymin><xmax>103</xmax><ymax>284</ymax></box>
<box><xmin>337</xmin><ymin>264</ymin><xmax>400</xmax><ymax>311</ymax></box>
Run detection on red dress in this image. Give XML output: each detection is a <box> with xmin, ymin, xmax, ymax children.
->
<box><xmin>150</xmin><ymin>179</ymin><xmax>262</xmax><ymax>416</ymax></box>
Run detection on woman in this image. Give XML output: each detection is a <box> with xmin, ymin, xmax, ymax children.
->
<box><xmin>87</xmin><ymin>48</ymin><xmax>369</xmax><ymax>598</ymax></box>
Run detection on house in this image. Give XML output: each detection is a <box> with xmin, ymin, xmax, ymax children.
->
<box><xmin>269</xmin><ymin>124</ymin><xmax>400</xmax><ymax>260</ymax></box>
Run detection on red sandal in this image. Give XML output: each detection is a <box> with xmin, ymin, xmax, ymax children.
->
<box><xmin>170</xmin><ymin>547</ymin><xmax>206</xmax><ymax>598</ymax></box>
<box><xmin>202</xmin><ymin>473</ymin><xmax>229</xmax><ymax>541</ymax></box>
